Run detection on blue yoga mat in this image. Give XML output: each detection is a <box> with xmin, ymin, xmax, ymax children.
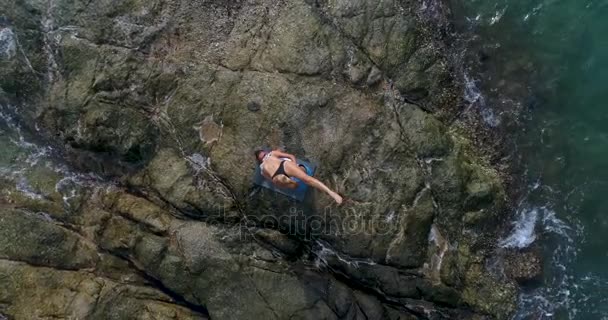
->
<box><xmin>253</xmin><ymin>158</ymin><xmax>317</xmax><ymax>202</ymax></box>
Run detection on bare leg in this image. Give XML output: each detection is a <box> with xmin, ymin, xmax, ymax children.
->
<box><xmin>272</xmin><ymin>175</ymin><xmax>298</xmax><ymax>189</ymax></box>
<box><xmin>285</xmin><ymin>162</ymin><xmax>343</xmax><ymax>204</ymax></box>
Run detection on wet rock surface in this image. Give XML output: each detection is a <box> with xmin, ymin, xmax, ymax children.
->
<box><xmin>504</xmin><ymin>249</ymin><xmax>543</xmax><ymax>285</ymax></box>
<box><xmin>0</xmin><ymin>0</ymin><xmax>520</xmax><ymax>319</ymax></box>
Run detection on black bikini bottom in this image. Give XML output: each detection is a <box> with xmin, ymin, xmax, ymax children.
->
<box><xmin>272</xmin><ymin>161</ymin><xmax>290</xmax><ymax>179</ymax></box>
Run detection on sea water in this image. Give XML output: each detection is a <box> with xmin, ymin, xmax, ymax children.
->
<box><xmin>454</xmin><ymin>0</ymin><xmax>608</xmax><ymax>318</ymax></box>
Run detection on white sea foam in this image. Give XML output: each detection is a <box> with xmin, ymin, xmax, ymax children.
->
<box><xmin>1</xmin><ymin>104</ymin><xmax>105</xmax><ymax>207</ymax></box>
<box><xmin>0</xmin><ymin>28</ymin><xmax>16</xmax><ymax>59</ymax></box>
<box><xmin>489</xmin><ymin>7</ymin><xmax>508</xmax><ymax>25</ymax></box>
<box><xmin>542</xmin><ymin>209</ymin><xmax>574</xmax><ymax>242</ymax></box>
<box><xmin>0</xmin><ymin>105</ymin><xmax>20</xmax><ymax>131</ymax></box>
<box><xmin>464</xmin><ymin>73</ymin><xmax>484</xmax><ymax>106</ymax></box>
<box><xmin>508</xmin><ymin>203</ymin><xmax>602</xmax><ymax>319</ymax></box>
<box><xmin>0</xmin><ymin>105</ymin><xmax>43</xmax><ymax>153</ymax></box>
<box><xmin>499</xmin><ymin>207</ymin><xmax>539</xmax><ymax>248</ymax></box>
<box><xmin>481</xmin><ymin>108</ymin><xmax>500</xmax><ymax>127</ymax></box>
<box><xmin>15</xmin><ymin>177</ymin><xmax>44</xmax><ymax>200</ymax></box>
<box><xmin>55</xmin><ymin>177</ymin><xmax>79</xmax><ymax>206</ymax></box>
<box><xmin>24</xmin><ymin>146</ymin><xmax>53</xmax><ymax>166</ymax></box>
<box><xmin>499</xmin><ymin>205</ymin><xmax>576</xmax><ymax>249</ymax></box>
<box><xmin>463</xmin><ymin>73</ymin><xmax>501</xmax><ymax>127</ymax></box>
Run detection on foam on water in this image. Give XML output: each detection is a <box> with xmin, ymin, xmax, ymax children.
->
<box><xmin>15</xmin><ymin>177</ymin><xmax>44</xmax><ymax>200</ymax></box>
<box><xmin>0</xmin><ymin>28</ymin><xmax>16</xmax><ymax>59</ymax></box>
<box><xmin>419</xmin><ymin>0</ymin><xmax>448</xmax><ymax>23</ymax></box>
<box><xmin>493</xmin><ymin>180</ymin><xmax>591</xmax><ymax>318</ymax></box>
<box><xmin>489</xmin><ymin>6</ymin><xmax>508</xmax><ymax>25</ymax></box>
<box><xmin>455</xmin><ymin>0</ymin><xmax>608</xmax><ymax>317</ymax></box>
<box><xmin>542</xmin><ymin>209</ymin><xmax>575</xmax><ymax>243</ymax></box>
<box><xmin>514</xmin><ymin>218</ymin><xmax>580</xmax><ymax>319</ymax></box>
<box><xmin>0</xmin><ymin>105</ymin><xmax>20</xmax><ymax>131</ymax></box>
<box><xmin>463</xmin><ymin>73</ymin><xmax>501</xmax><ymax>127</ymax></box>
<box><xmin>0</xmin><ymin>105</ymin><xmax>45</xmax><ymax>158</ymax></box>
<box><xmin>509</xmin><ymin>203</ymin><xmax>608</xmax><ymax>319</ymax></box>
<box><xmin>499</xmin><ymin>207</ymin><xmax>538</xmax><ymax>248</ymax></box>
<box><xmin>0</xmin><ymin>103</ymin><xmax>104</xmax><ymax>204</ymax></box>
<box><xmin>463</xmin><ymin>73</ymin><xmax>484</xmax><ymax>106</ymax></box>
<box><xmin>523</xmin><ymin>4</ymin><xmax>544</xmax><ymax>22</ymax></box>
<box><xmin>55</xmin><ymin>177</ymin><xmax>80</xmax><ymax>206</ymax></box>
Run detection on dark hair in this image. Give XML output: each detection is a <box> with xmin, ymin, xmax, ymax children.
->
<box><xmin>254</xmin><ymin>150</ymin><xmax>265</xmax><ymax>163</ymax></box>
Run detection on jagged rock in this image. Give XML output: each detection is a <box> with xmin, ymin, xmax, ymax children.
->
<box><xmin>504</xmin><ymin>249</ymin><xmax>543</xmax><ymax>285</ymax></box>
<box><xmin>0</xmin><ymin>0</ymin><xmax>521</xmax><ymax>318</ymax></box>
<box><xmin>310</xmin><ymin>0</ymin><xmax>458</xmax><ymax>111</ymax></box>
<box><xmin>0</xmin><ymin>207</ymin><xmax>98</xmax><ymax>270</ymax></box>
<box><xmin>0</xmin><ymin>260</ymin><xmax>207</xmax><ymax>320</ymax></box>
<box><xmin>254</xmin><ymin>228</ymin><xmax>301</xmax><ymax>256</ymax></box>
<box><xmin>461</xmin><ymin>262</ymin><xmax>518</xmax><ymax>318</ymax></box>
<box><xmin>366</xmin><ymin>66</ymin><xmax>383</xmax><ymax>86</ymax></box>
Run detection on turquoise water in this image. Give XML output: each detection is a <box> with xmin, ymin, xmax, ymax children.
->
<box><xmin>455</xmin><ymin>0</ymin><xmax>608</xmax><ymax>318</ymax></box>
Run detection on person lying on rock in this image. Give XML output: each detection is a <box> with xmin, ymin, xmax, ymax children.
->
<box><xmin>255</xmin><ymin>149</ymin><xmax>343</xmax><ymax>205</ymax></box>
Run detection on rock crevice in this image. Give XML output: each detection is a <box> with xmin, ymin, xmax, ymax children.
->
<box><xmin>0</xmin><ymin>0</ymin><xmax>518</xmax><ymax>318</ymax></box>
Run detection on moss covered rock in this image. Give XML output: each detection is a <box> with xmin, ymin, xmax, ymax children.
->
<box><xmin>0</xmin><ymin>0</ymin><xmax>520</xmax><ymax>318</ymax></box>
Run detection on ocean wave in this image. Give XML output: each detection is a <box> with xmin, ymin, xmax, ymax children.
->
<box><xmin>500</xmin><ymin>207</ymin><xmax>539</xmax><ymax>248</ymax></box>
<box><xmin>463</xmin><ymin>73</ymin><xmax>501</xmax><ymax>127</ymax></box>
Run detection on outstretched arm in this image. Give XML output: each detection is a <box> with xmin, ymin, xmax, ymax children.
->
<box><xmin>272</xmin><ymin>149</ymin><xmax>297</xmax><ymax>162</ymax></box>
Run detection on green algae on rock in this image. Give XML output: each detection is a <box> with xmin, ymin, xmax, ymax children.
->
<box><xmin>0</xmin><ymin>0</ymin><xmax>521</xmax><ymax>318</ymax></box>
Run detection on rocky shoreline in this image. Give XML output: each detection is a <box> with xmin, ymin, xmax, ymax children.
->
<box><xmin>0</xmin><ymin>0</ymin><xmax>531</xmax><ymax>318</ymax></box>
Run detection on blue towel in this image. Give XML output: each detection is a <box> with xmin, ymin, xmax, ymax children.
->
<box><xmin>253</xmin><ymin>158</ymin><xmax>317</xmax><ymax>202</ymax></box>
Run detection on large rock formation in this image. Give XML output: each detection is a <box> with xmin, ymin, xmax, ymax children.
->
<box><xmin>0</xmin><ymin>0</ymin><xmax>518</xmax><ymax>318</ymax></box>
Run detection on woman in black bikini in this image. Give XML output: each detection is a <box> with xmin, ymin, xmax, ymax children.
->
<box><xmin>255</xmin><ymin>149</ymin><xmax>343</xmax><ymax>205</ymax></box>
